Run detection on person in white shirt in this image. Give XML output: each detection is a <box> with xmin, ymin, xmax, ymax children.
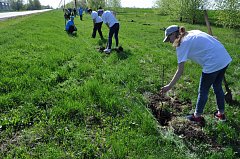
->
<box><xmin>102</xmin><ymin>10</ymin><xmax>120</xmax><ymax>54</ymax></box>
<box><xmin>87</xmin><ymin>9</ymin><xmax>104</xmax><ymax>39</ymax></box>
<box><xmin>161</xmin><ymin>25</ymin><xmax>232</xmax><ymax>124</ymax></box>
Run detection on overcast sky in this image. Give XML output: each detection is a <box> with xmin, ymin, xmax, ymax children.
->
<box><xmin>38</xmin><ymin>0</ymin><xmax>155</xmax><ymax>9</ymax></box>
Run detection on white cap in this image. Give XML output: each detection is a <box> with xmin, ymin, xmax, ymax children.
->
<box><xmin>163</xmin><ymin>25</ymin><xmax>179</xmax><ymax>42</ymax></box>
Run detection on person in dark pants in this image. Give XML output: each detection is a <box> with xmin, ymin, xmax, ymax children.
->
<box><xmin>65</xmin><ymin>16</ymin><xmax>77</xmax><ymax>34</ymax></box>
<box><xmin>160</xmin><ymin>25</ymin><xmax>232</xmax><ymax>124</ymax></box>
<box><xmin>87</xmin><ymin>9</ymin><xmax>104</xmax><ymax>39</ymax></box>
<box><xmin>64</xmin><ymin>9</ymin><xmax>71</xmax><ymax>20</ymax></box>
<box><xmin>73</xmin><ymin>8</ymin><xmax>77</xmax><ymax>17</ymax></box>
<box><xmin>68</xmin><ymin>8</ymin><xmax>72</xmax><ymax>15</ymax></box>
<box><xmin>102</xmin><ymin>10</ymin><xmax>119</xmax><ymax>54</ymax></box>
<box><xmin>78</xmin><ymin>7</ymin><xmax>83</xmax><ymax>21</ymax></box>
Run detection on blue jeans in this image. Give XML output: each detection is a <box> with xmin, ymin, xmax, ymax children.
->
<box><xmin>195</xmin><ymin>65</ymin><xmax>228</xmax><ymax>116</ymax></box>
<box><xmin>107</xmin><ymin>23</ymin><xmax>119</xmax><ymax>49</ymax></box>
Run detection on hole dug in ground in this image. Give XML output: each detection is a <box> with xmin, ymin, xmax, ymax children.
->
<box><xmin>146</xmin><ymin>92</ymin><xmax>192</xmax><ymax>126</ymax></box>
<box><xmin>145</xmin><ymin>92</ymin><xmax>222</xmax><ymax>150</ymax></box>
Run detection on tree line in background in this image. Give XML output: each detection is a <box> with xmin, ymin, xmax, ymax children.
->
<box><xmin>154</xmin><ymin>0</ymin><xmax>240</xmax><ymax>28</ymax></box>
<box><xmin>64</xmin><ymin>0</ymin><xmax>239</xmax><ymax>28</ymax></box>
<box><xmin>8</xmin><ymin>0</ymin><xmax>52</xmax><ymax>11</ymax></box>
<box><xmin>6</xmin><ymin>0</ymin><xmax>121</xmax><ymax>12</ymax></box>
<box><xmin>64</xmin><ymin>0</ymin><xmax>121</xmax><ymax>11</ymax></box>
<box><xmin>6</xmin><ymin>0</ymin><xmax>239</xmax><ymax>28</ymax></box>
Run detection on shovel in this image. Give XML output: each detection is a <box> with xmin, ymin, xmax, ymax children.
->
<box><xmin>203</xmin><ymin>9</ymin><xmax>233</xmax><ymax>104</ymax></box>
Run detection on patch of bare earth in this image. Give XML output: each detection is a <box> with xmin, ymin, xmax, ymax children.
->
<box><xmin>145</xmin><ymin>92</ymin><xmax>222</xmax><ymax>151</ymax></box>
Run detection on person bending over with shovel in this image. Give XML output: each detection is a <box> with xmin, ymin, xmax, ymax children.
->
<box><xmin>87</xmin><ymin>9</ymin><xmax>104</xmax><ymax>40</ymax></box>
<box><xmin>161</xmin><ymin>25</ymin><xmax>232</xmax><ymax>124</ymax></box>
<box><xmin>102</xmin><ymin>10</ymin><xmax>119</xmax><ymax>54</ymax></box>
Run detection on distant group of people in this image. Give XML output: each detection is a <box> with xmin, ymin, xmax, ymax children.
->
<box><xmin>64</xmin><ymin>8</ymin><xmax>77</xmax><ymax>20</ymax></box>
<box><xmin>64</xmin><ymin>7</ymin><xmax>85</xmax><ymax>34</ymax></box>
<box><xmin>64</xmin><ymin>7</ymin><xmax>120</xmax><ymax>54</ymax></box>
<box><xmin>87</xmin><ymin>7</ymin><xmax>119</xmax><ymax>54</ymax></box>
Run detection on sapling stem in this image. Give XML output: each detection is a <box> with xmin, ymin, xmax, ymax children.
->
<box><xmin>161</xmin><ymin>65</ymin><xmax>164</xmax><ymax>94</ymax></box>
<box><xmin>160</xmin><ymin>64</ymin><xmax>165</xmax><ymax>113</ymax></box>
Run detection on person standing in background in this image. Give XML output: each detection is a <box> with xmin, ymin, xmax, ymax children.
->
<box><xmin>73</xmin><ymin>8</ymin><xmax>77</xmax><ymax>17</ymax></box>
<box><xmin>78</xmin><ymin>7</ymin><xmax>83</xmax><ymax>21</ymax></box>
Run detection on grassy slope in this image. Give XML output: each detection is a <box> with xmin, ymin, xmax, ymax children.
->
<box><xmin>0</xmin><ymin>9</ymin><xmax>239</xmax><ymax>158</ymax></box>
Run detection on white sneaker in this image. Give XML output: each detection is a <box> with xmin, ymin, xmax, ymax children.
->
<box><xmin>104</xmin><ymin>48</ymin><xmax>111</xmax><ymax>54</ymax></box>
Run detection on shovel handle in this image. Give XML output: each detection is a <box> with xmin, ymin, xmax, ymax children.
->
<box><xmin>203</xmin><ymin>9</ymin><xmax>232</xmax><ymax>102</ymax></box>
<box><xmin>204</xmin><ymin>10</ymin><xmax>213</xmax><ymax>35</ymax></box>
<box><xmin>223</xmin><ymin>76</ymin><xmax>231</xmax><ymax>93</ymax></box>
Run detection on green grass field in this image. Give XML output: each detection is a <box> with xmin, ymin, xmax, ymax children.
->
<box><xmin>0</xmin><ymin>9</ymin><xmax>239</xmax><ymax>158</ymax></box>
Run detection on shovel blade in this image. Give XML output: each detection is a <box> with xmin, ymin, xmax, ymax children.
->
<box><xmin>225</xmin><ymin>92</ymin><xmax>233</xmax><ymax>104</ymax></box>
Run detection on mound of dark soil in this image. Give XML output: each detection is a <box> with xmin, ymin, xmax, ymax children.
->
<box><xmin>146</xmin><ymin>92</ymin><xmax>192</xmax><ymax>126</ymax></box>
<box><xmin>145</xmin><ymin>92</ymin><xmax>222</xmax><ymax>151</ymax></box>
